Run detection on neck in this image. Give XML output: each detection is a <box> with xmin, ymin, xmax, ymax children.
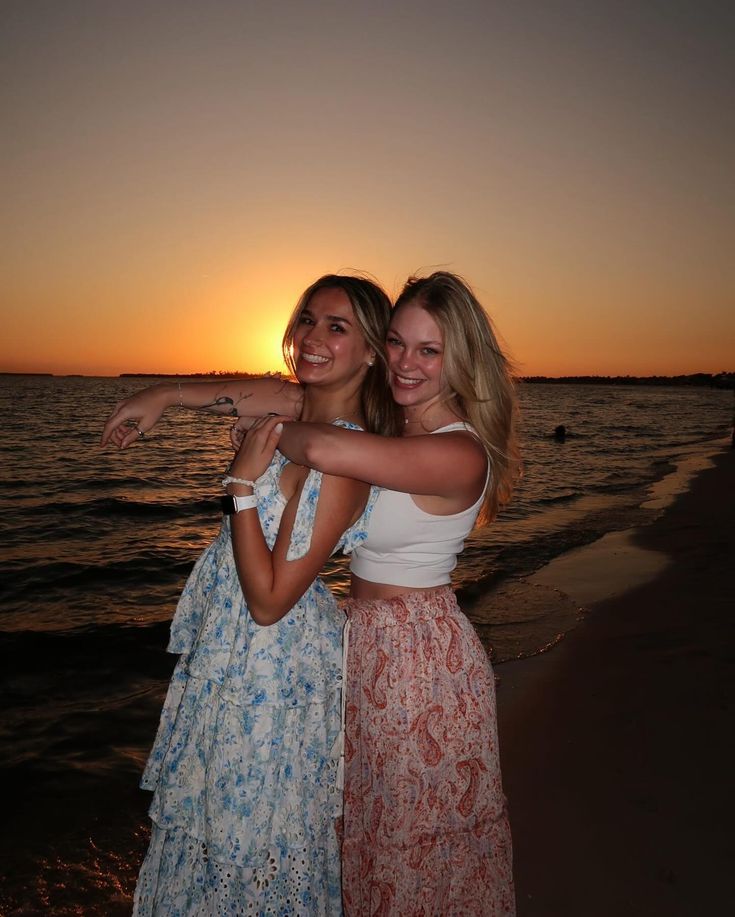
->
<box><xmin>300</xmin><ymin>386</ymin><xmax>363</xmax><ymax>425</ymax></box>
<box><xmin>401</xmin><ymin>398</ymin><xmax>463</xmax><ymax>436</ymax></box>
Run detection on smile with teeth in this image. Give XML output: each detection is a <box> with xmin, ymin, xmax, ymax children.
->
<box><xmin>394</xmin><ymin>375</ymin><xmax>423</xmax><ymax>386</ymax></box>
<box><xmin>301</xmin><ymin>353</ymin><xmax>330</xmax><ymax>364</ymax></box>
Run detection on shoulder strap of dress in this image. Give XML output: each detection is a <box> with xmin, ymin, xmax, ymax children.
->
<box><xmin>285</xmin><ymin>418</ymin><xmax>368</xmax><ymax>561</ymax></box>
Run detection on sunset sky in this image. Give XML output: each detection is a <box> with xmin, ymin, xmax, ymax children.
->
<box><xmin>2</xmin><ymin>0</ymin><xmax>733</xmax><ymax>377</ymax></box>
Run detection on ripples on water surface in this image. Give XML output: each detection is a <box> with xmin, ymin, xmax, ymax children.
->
<box><xmin>2</xmin><ymin>377</ymin><xmax>730</xmax><ymax>634</ymax></box>
<box><xmin>0</xmin><ymin>375</ymin><xmax>731</xmax><ymax>914</ymax></box>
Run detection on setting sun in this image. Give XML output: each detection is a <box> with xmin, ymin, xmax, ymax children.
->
<box><xmin>235</xmin><ymin>310</ymin><xmax>291</xmax><ymax>376</ymax></box>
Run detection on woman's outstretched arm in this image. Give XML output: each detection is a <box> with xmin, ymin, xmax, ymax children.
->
<box><xmin>276</xmin><ymin>421</ymin><xmax>486</xmax><ymax>502</ymax></box>
<box><xmin>101</xmin><ymin>376</ymin><xmax>303</xmax><ymax>448</ymax></box>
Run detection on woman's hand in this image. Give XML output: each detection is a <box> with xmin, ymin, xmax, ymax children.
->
<box><xmin>101</xmin><ymin>385</ymin><xmax>172</xmax><ymax>448</ymax></box>
<box><xmin>228</xmin><ymin>414</ymin><xmax>287</xmax><ymax>483</ymax></box>
<box><xmin>230</xmin><ymin>415</ymin><xmax>254</xmax><ymax>451</ymax></box>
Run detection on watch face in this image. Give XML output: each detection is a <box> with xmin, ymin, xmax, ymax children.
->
<box><xmin>221</xmin><ymin>495</ymin><xmax>235</xmax><ymax>515</ymax></box>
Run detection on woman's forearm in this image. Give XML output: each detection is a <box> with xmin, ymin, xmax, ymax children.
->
<box><xmin>228</xmin><ymin>466</ymin><xmax>369</xmax><ymax>626</ymax></box>
<box><xmin>166</xmin><ymin>377</ymin><xmax>303</xmax><ymax>417</ymax></box>
<box><xmin>278</xmin><ymin>421</ymin><xmax>486</xmax><ymax>498</ymax></box>
<box><xmin>230</xmin><ymin>500</ymin><xmax>283</xmax><ymax>625</ymax></box>
<box><xmin>229</xmin><ymin>483</ymin><xmax>356</xmax><ymax>626</ymax></box>
<box><xmin>102</xmin><ymin>377</ymin><xmax>303</xmax><ymax>448</ymax></box>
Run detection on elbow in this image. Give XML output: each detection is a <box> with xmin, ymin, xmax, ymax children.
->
<box><xmin>279</xmin><ymin>423</ymin><xmax>335</xmax><ymax>471</ymax></box>
<box><xmin>301</xmin><ymin>429</ymin><xmax>333</xmax><ymax>472</ymax></box>
<box><xmin>248</xmin><ymin>599</ymin><xmax>291</xmax><ymax>627</ymax></box>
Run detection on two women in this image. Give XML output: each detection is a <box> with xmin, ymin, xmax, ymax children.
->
<box><xmin>105</xmin><ymin>271</ymin><xmax>518</xmax><ymax>915</ymax></box>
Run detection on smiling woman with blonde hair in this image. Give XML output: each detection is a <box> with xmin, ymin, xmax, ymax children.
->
<box><xmin>272</xmin><ymin>271</ymin><xmax>519</xmax><ymax>915</ymax></box>
<box><xmin>391</xmin><ymin>271</ymin><xmax>519</xmax><ymax>520</ymax></box>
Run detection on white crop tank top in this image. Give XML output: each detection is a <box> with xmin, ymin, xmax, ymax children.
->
<box><xmin>350</xmin><ymin>422</ymin><xmax>488</xmax><ymax>588</ymax></box>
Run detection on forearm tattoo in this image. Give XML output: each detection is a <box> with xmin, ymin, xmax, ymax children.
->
<box><xmin>200</xmin><ymin>391</ymin><xmax>253</xmax><ymax>417</ymax></box>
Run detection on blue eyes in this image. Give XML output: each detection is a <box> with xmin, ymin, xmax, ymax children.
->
<box><xmin>387</xmin><ymin>337</ymin><xmax>439</xmax><ymax>357</ymax></box>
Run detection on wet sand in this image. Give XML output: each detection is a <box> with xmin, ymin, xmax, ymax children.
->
<box><xmin>496</xmin><ymin>448</ymin><xmax>734</xmax><ymax>915</ymax></box>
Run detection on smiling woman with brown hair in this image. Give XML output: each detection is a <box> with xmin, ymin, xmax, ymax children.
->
<box><xmin>105</xmin><ymin>274</ymin><xmax>398</xmax><ymax>916</ymax></box>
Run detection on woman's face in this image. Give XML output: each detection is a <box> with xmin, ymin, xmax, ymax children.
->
<box><xmin>385</xmin><ymin>300</ymin><xmax>446</xmax><ymax>409</ymax></box>
<box><xmin>291</xmin><ymin>287</ymin><xmax>373</xmax><ymax>389</ymax></box>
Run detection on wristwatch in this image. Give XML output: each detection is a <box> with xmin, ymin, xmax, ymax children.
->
<box><xmin>221</xmin><ymin>493</ymin><xmax>258</xmax><ymax>514</ymax></box>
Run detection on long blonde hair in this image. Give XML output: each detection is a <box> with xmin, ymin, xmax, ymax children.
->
<box><xmin>282</xmin><ymin>275</ymin><xmax>402</xmax><ymax>437</ymax></box>
<box><xmin>394</xmin><ymin>271</ymin><xmax>520</xmax><ymax>522</ymax></box>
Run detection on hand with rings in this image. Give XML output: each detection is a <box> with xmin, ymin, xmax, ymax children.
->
<box><xmin>123</xmin><ymin>420</ymin><xmax>146</xmax><ymax>441</ymax></box>
<box><xmin>101</xmin><ymin>385</ymin><xmax>170</xmax><ymax>449</ymax></box>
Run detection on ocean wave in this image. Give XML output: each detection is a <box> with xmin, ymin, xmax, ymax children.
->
<box><xmin>0</xmin><ymin>475</ymin><xmax>159</xmax><ymax>493</ymax></box>
<box><xmin>39</xmin><ymin>495</ymin><xmax>219</xmax><ymax>520</ymax></box>
<box><xmin>588</xmin><ymin>478</ymin><xmax>653</xmax><ymax>496</ymax></box>
<box><xmin>0</xmin><ymin>476</ymin><xmax>41</xmax><ymax>489</ymax></box>
<box><xmin>0</xmin><ymin>553</ymin><xmax>195</xmax><ymax>600</ymax></box>
<box><xmin>535</xmin><ymin>491</ymin><xmax>580</xmax><ymax>506</ymax></box>
<box><xmin>0</xmin><ymin>618</ymin><xmax>172</xmax><ymax>655</ymax></box>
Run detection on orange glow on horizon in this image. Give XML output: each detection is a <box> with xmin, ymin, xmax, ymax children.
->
<box><xmin>1</xmin><ymin>4</ymin><xmax>732</xmax><ymax>379</ymax></box>
<box><xmin>1</xmin><ymin>273</ymin><xmax>732</xmax><ymax>379</ymax></box>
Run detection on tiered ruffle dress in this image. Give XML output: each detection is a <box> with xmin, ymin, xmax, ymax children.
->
<box><xmin>133</xmin><ymin>425</ymin><xmax>371</xmax><ymax>917</ymax></box>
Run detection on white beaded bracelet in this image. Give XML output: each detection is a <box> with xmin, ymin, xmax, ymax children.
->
<box><xmin>221</xmin><ymin>475</ymin><xmax>257</xmax><ymax>489</ymax></box>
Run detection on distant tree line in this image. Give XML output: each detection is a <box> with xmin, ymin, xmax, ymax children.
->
<box><xmin>119</xmin><ymin>371</ymin><xmax>285</xmax><ymax>380</ymax></box>
<box><xmin>520</xmin><ymin>373</ymin><xmax>734</xmax><ymax>389</ymax></box>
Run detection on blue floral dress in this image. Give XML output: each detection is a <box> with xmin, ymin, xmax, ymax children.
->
<box><xmin>133</xmin><ymin>423</ymin><xmax>372</xmax><ymax>917</ymax></box>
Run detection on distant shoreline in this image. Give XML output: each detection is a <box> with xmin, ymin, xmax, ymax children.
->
<box><xmin>2</xmin><ymin>371</ymin><xmax>733</xmax><ymax>388</ymax></box>
<box><xmin>521</xmin><ymin>372</ymin><xmax>734</xmax><ymax>389</ymax></box>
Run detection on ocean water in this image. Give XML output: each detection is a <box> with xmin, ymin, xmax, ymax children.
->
<box><xmin>0</xmin><ymin>375</ymin><xmax>731</xmax><ymax>914</ymax></box>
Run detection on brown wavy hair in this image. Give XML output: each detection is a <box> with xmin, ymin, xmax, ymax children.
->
<box><xmin>282</xmin><ymin>274</ymin><xmax>402</xmax><ymax>437</ymax></box>
<box><xmin>394</xmin><ymin>271</ymin><xmax>521</xmax><ymax>522</ymax></box>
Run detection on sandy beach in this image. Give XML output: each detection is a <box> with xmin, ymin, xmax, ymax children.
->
<box><xmin>497</xmin><ymin>447</ymin><xmax>734</xmax><ymax>916</ymax></box>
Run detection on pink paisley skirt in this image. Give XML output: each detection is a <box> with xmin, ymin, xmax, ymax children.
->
<box><xmin>341</xmin><ymin>587</ymin><xmax>515</xmax><ymax>917</ymax></box>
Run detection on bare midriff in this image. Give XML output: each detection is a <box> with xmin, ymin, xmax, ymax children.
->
<box><xmin>350</xmin><ymin>574</ymin><xmax>447</xmax><ymax>601</ymax></box>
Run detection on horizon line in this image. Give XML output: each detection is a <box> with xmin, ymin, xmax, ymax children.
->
<box><xmin>2</xmin><ymin>370</ymin><xmax>733</xmax><ymax>383</ymax></box>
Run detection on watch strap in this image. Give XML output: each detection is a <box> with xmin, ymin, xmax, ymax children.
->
<box><xmin>221</xmin><ymin>493</ymin><xmax>258</xmax><ymax>514</ymax></box>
